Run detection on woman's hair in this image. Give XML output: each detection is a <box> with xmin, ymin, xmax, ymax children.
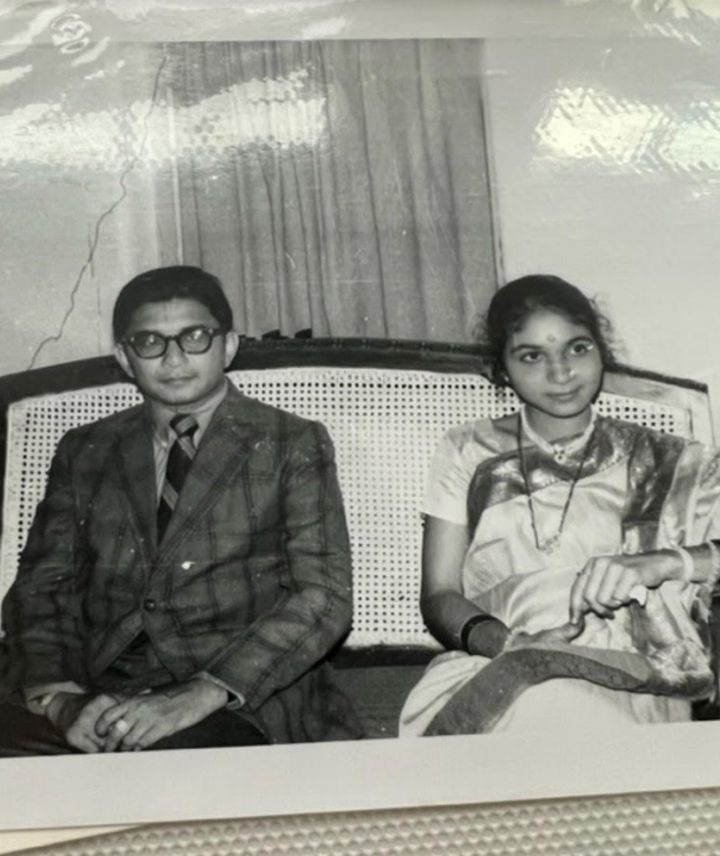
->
<box><xmin>480</xmin><ymin>274</ymin><xmax>617</xmax><ymax>385</ymax></box>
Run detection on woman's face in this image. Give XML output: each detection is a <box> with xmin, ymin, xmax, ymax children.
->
<box><xmin>502</xmin><ymin>308</ymin><xmax>604</xmax><ymax>439</ymax></box>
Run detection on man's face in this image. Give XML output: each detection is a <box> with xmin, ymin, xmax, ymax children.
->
<box><xmin>114</xmin><ymin>298</ymin><xmax>239</xmax><ymax>410</ymax></box>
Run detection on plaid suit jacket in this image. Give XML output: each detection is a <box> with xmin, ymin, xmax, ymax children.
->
<box><xmin>2</xmin><ymin>385</ymin><xmax>361</xmax><ymax>743</ymax></box>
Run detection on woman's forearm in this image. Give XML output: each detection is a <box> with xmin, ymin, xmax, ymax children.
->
<box><xmin>644</xmin><ymin>544</ymin><xmax>720</xmax><ymax>588</ymax></box>
<box><xmin>684</xmin><ymin>539</ymin><xmax>720</xmax><ymax>588</ymax></box>
<box><xmin>421</xmin><ymin>590</ymin><xmax>509</xmax><ymax>657</ymax></box>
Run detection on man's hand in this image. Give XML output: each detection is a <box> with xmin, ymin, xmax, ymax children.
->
<box><xmin>568</xmin><ymin>551</ymin><xmax>683</xmax><ymax>624</ymax></box>
<box><xmin>46</xmin><ymin>692</ymin><xmax>121</xmax><ymax>753</ymax></box>
<box><xmin>94</xmin><ymin>679</ymin><xmax>229</xmax><ymax>752</ymax></box>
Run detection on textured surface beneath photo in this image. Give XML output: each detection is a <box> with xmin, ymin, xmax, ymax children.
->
<box><xmin>3</xmin><ymin>788</ymin><xmax>719</xmax><ymax>855</ymax></box>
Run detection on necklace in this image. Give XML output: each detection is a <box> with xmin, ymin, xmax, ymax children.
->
<box><xmin>516</xmin><ymin>413</ymin><xmax>596</xmax><ymax>554</ymax></box>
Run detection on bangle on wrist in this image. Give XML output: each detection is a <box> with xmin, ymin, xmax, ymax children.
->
<box><xmin>707</xmin><ymin>541</ymin><xmax>720</xmax><ymax>585</ymax></box>
<box><xmin>459</xmin><ymin>613</ymin><xmax>495</xmax><ymax>652</ymax></box>
<box><xmin>672</xmin><ymin>545</ymin><xmax>695</xmax><ymax>582</ymax></box>
<box><xmin>31</xmin><ymin>692</ymin><xmax>59</xmax><ymax>718</ymax></box>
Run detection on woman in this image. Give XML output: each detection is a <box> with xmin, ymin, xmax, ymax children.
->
<box><xmin>400</xmin><ymin>274</ymin><xmax>720</xmax><ymax>737</ymax></box>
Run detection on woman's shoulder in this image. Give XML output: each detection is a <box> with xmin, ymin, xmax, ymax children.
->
<box><xmin>597</xmin><ymin>414</ymin><xmax>692</xmax><ymax>451</ymax></box>
<box><xmin>441</xmin><ymin>414</ymin><xmax>519</xmax><ymax>458</ymax></box>
<box><xmin>424</xmin><ymin>416</ymin><xmax>520</xmax><ymax>523</ymax></box>
<box><xmin>595</xmin><ymin>415</ymin><xmax>719</xmax><ymax>476</ymax></box>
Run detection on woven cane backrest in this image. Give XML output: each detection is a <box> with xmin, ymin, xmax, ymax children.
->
<box><xmin>0</xmin><ymin>366</ymin><xmax>709</xmax><ymax>647</ymax></box>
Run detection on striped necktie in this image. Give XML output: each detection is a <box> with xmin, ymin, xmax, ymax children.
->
<box><xmin>157</xmin><ymin>413</ymin><xmax>198</xmax><ymax>541</ymax></box>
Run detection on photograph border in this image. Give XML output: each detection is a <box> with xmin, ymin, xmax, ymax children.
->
<box><xmin>2</xmin><ymin>0</ymin><xmax>720</xmax><ymax>843</ymax></box>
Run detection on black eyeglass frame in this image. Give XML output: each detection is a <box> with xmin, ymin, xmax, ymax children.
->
<box><xmin>121</xmin><ymin>325</ymin><xmax>227</xmax><ymax>359</ymax></box>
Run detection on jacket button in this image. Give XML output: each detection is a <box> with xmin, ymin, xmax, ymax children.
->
<box><xmin>143</xmin><ymin>598</ymin><xmax>156</xmax><ymax>611</ymax></box>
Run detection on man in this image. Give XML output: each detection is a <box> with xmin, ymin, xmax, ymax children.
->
<box><xmin>0</xmin><ymin>266</ymin><xmax>361</xmax><ymax>753</ymax></box>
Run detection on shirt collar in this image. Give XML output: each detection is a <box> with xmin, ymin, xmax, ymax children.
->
<box><xmin>147</xmin><ymin>378</ymin><xmax>229</xmax><ymax>447</ymax></box>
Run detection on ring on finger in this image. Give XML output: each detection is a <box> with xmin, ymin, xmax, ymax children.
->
<box><xmin>112</xmin><ymin>718</ymin><xmax>130</xmax><ymax>737</ymax></box>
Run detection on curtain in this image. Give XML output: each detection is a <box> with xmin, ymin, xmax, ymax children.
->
<box><xmin>0</xmin><ymin>28</ymin><xmax>496</xmax><ymax>372</ymax></box>
<box><xmin>155</xmin><ymin>40</ymin><xmax>497</xmax><ymax>341</ymax></box>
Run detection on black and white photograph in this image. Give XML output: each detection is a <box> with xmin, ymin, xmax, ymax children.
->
<box><xmin>2</xmin><ymin>0</ymin><xmax>720</xmax><ymax>853</ymax></box>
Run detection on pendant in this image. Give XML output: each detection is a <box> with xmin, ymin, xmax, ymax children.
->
<box><xmin>538</xmin><ymin>533</ymin><xmax>561</xmax><ymax>553</ymax></box>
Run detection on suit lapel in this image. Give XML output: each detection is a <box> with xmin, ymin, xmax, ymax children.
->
<box><xmin>116</xmin><ymin>409</ymin><xmax>158</xmax><ymax>556</ymax></box>
<box><xmin>156</xmin><ymin>388</ymin><xmax>261</xmax><ymax>553</ymax></box>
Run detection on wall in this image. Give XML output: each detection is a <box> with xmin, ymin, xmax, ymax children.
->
<box><xmin>482</xmin><ymin>33</ymin><xmax>720</xmax><ymax>431</ymax></box>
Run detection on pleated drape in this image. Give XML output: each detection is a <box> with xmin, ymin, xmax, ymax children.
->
<box><xmin>1</xmin><ymin>35</ymin><xmax>497</xmax><ymax>372</ymax></box>
<box><xmin>158</xmin><ymin>40</ymin><xmax>497</xmax><ymax>341</ymax></box>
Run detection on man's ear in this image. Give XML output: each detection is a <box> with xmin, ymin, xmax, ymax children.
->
<box><xmin>114</xmin><ymin>342</ymin><xmax>135</xmax><ymax>380</ymax></box>
<box><xmin>223</xmin><ymin>330</ymin><xmax>240</xmax><ymax>369</ymax></box>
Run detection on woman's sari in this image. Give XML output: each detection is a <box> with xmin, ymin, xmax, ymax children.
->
<box><xmin>399</xmin><ymin>413</ymin><xmax>720</xmax><ymax>737</ymax></box>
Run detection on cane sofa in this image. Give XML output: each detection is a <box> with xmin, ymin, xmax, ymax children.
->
<box><xmin>0</xmin><ymin>338</ymin><xmax>715</xmax><ymax>736</ymax></box>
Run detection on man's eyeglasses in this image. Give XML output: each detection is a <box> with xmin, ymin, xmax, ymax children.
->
<box><xmin>122</xmin><ymin>325</ymin><xmax>226</xmax><ymax>359</ymax></box>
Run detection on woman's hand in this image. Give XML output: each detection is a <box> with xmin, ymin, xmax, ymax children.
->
<box><xmin>568</xmin><ymin>551</ymin><xmax>683</xmax><ymax>624</ymax></box>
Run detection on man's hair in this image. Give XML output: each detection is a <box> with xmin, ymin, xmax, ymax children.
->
<box><xmin>112</xmin><ymin>266</ymin><xmax>234</xmax><ymax>341</ymax></box>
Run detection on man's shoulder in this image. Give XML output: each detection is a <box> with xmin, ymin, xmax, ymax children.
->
<box><xmin>223</xmin><ymin>385</ymin><xmax>327</xmax><ymax>437</ymax></box>
<box><xmin>61</xmin><ymin>403</ymin><xmax>145</xmax><ymax>445</ymax></box>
